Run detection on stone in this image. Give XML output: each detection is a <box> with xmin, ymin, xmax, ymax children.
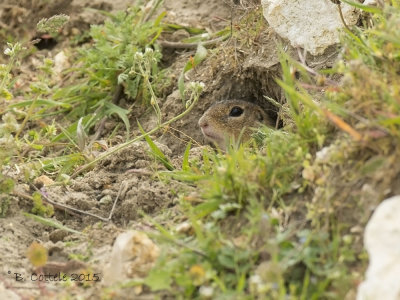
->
<box><xmin>363</xmin><ymin>0</ymin><xmax>379</xmax><ymax>6</ymax></box>
<box><xmin>357</xmin><ymin>196</ymin><xmax>400</xmax><ymax>300</ymax></box>
<box><xmin>103</xmin><ymin>230</ymin><xmax>160</xmax><ymax>285</ymax></box>
<box><xmin>261</xmin><ymin>0</ymin><xmax>361</xmax><ymax>55</ymax></box>
<box><xmin>0</xmin><ymin>282</ymin><xmax>20</xmax><ymax>300</ymax></box>
<box><xmin>53</xmin><ymin>51</ymin><xmax>70</xmax><ymax>75</ymax></box>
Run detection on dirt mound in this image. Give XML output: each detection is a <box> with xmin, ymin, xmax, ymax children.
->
<box><xmin>0</xmin><ymin>0</ymin><xmax>319</xmax><ymax>298</ymax></box>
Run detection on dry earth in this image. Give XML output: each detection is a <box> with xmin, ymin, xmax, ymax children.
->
<box><xmin>0</xmin><ymin>0</ymin><xmax>337</xmax><ymax>298</ymax></box>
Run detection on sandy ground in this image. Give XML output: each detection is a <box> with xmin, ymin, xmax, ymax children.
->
<box><xmin>0</xmin><ymin>0</ymin><xmax>315</xmax><ymax>298</ymax></box>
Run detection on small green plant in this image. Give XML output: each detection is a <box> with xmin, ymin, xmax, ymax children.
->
<box><xmin>144</xmin><ymin>126</ymin><xmax>313</xmax><ymax>297</ymax></box>
<box><xmin>54</xmin><ymin>3</ymin><xmax>167</xmax><ymax>133</ymax></box>
<box><xmin>37</xmin><ymin>14</ymin><xmax>70</xmax><ymax>34</ymax></box>
<box><xmin>0</xmin><ymin>1</ymin><xmax>172</xmax><ymax>179</ymax></box>
<box><xmin>0</xmin><ymin>42</ymin><xmax>24</xmax><ymax>101</ymax></box>
<box><xmin>0</xmin><ymin>44</ymin><xmax>19</xmax><ymax>213</ymax></box>
<box><xmin>31</xmin><ymin>192</ymin><xmax>54</xmax><ymax>217</ymax></box>
<box><xmin>24</xmin><ymin>212</ymin><xmax>82</xmax><ymax>234</ymax></box>
<box><xmin>73</xmin><ymin>80</ymin><xmax>205</xmax><ymax>177</ymax></box>
<box><xmin>26</xmin><ymin>241</ymin><xmax>48</xmax><ymax>268</ymax></box>
<box><xmin>143</xmin><ymin>2</ymin><xmax>400</xmax><ymax>298</ymax></box>
<box><xmin>0</xmin><ymin>175</ymin><xmax>14</xmax><ymax>217</ymax></box>
<box><xmin>178</xmin><ymin>45</ymin><xmax>207</xmax><ymax>103</ymax></box>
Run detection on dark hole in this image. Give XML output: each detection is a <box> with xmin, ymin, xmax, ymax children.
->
<box><xmin>32</xmin><ymin>35</ymin><xmax>57</xmax><ymax>50</ymax></box>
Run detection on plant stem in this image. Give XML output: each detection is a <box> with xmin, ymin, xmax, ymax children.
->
<box><xmin>71</xmin><ymin>90</ymin><xmax>201</xmax><ymax>178</ymax></box>
<box><xmin>158</xmin><ymin>35</ymin><xmax>229</xmax><ymax>49</ymax></box>
<box><xmin>0</xmin><ymin>55</ymin><xmax>15</xmax><ymax>93</ymax></box>
<box><xmin>138</xmin><ymin>63</ymin><xmax>162</xmax><ymax>125</ymax></box>
<box><xmin>15</xmin><ymin>95</ymin><xmax>39</xmax><ymax>140</ymax></box>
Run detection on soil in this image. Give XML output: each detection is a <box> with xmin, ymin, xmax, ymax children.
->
<box><xmin>0</xmin><ymin>0</ymin><xmax>338</xmax><ymax>298</ymax></box>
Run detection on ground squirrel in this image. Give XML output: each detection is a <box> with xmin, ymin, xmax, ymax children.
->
<box><xmin>198</xmin><ymin>99</ymin><xmax>274</xmax><ymax>148</ymax></box>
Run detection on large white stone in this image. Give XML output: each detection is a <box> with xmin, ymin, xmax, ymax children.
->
<box><xmin>0</xmin><ymin>282</ymin><xmax>20</xmax><ymax>300</ymax></box>
<box><xmin>357</xmin><ymin>196</ymin><xmax>400</xmax><ymax>300</ymax></box>
<box><xmin>103</xmin><ymin>230</ymin><xmax>160</xmax><ymax>285</ymax></box>
<box><xmin>261</xmin><ymin>0</ymin><xmax>361</xmax><ymax>55</ymax></box>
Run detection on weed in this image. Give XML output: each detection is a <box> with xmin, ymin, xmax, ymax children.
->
<box><xmin>143</xmin><ymin>2</ymin><xmax>400</xmax><ymax>299</ymax></box>
<box><xmin>0</xmin><ymin>42</ymin><xmax>24</xmax><ymax>101</ymax></box>
<box><xmin>54</xmin><ymin>4</ymin><xmax>168</xmax><ymax>131</ymax></box>
<box><xmin>31</xmin><ymin>191</ymin><xmax>54</xmax><ymax>217</ymax></box>
<box><xmin>37</xmin><ymin>14</ymin><xmax>70</xmax><ymax>34</ymax></box>
<box><xmin>1</xmin><ymin>1</ymin><xmax>172</xmax><ymax>179</ymax></box>
<box><xmin>24</xmin><ymin>212</ymin><xmax>83</xmax><ymax>234</ymax></box>
<box><xmin>26</xmin><ymin>241</ymin><xmax>48</xmax><ymax>268</ymax></box>
<box><xmin>0</xmin><ymin>175</ymin><xmax>14</xmax><ymax>217</ymax></box>
<box><xmin>2</xmin><ymin>0</ymin><xmax>400</xmax><ymax>298</ymax></box>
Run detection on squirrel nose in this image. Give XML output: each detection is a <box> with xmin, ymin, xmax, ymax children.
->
<box><xmin>198</xmin><ymin>116</ymin><xmax>208</xmax><ymax>128</ymax></box>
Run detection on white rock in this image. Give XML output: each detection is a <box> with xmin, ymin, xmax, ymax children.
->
<box><xmin>357</xmin><ymin>196</ymin><xmax>400</xmax><ymax>300</ymax></box>
<box><xmin>363</xmin><ymin>0</ymin><xmax>377</xmax><ymax>5</ymax></box>
<box><xmin>261</xmin><ymin>0</ymin><xmax>360</xmax><ymax>55</ymax></box>
<box><xmin>0</xmin><ymin>282</ymin><xmax>20</xmax><ymax>300</ymax></box>
<box><xmin>103</xmin><ymin>230</ymin><xmax>160</xmax><ymax>285</ymax></box>
<box><xmin>53</xmin><ymin>51</ymin><xmax>69</xmax><ymax>75</ymax></box>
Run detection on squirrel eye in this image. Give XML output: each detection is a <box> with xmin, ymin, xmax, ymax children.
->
<box><xmin>229</xmin><ymin>106</ymin><xmax>244</xmax><ymax>117</ymax></box>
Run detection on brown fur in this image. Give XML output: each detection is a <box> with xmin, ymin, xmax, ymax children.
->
<box><xmin>198</xmin><ymin>100</ymin><xmax>274</xmax><ymax>148</ymax></box>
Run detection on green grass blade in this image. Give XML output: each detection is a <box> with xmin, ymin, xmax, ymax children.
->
<box><xmin>340</xmin><ymin>0</ymin><xmax>383</xmax><ymax>14</ymax></box>
<box><xmin>182</xmin><ymin>141</ymin><xmax>192</xmax><ymax>171</ymax></box>
<box><xmin>163</xmin><ymin>23</ymin><xmax>206</xmax><ymax>35</ymax></box>
<box><xmin>24</xmin><ymin>212</ymin><xmax>84</xmax><ymax>235</ymax></box>
<box><xmin>8</xmin><ymin>99</ymin><xmax>72</xmax><ymax>109</ymax></box>
<box><xmin>52</xmin><ymin>115</ymin><xmax>93</xmax><ymax>142</ymax></box>
<box><xmin>104</xmin><ymin>101</ymin><xmax>130</xmax><ymax>139</ymax></box>
<box><xmin>137</xmin><ymin>121</ymin><xmax>174</xmax><ymax>170</ymax></box>
<box><xmin>179</xmin><ymin>44</ymin><xmax>208</xmax><ymax>100</ymax></box>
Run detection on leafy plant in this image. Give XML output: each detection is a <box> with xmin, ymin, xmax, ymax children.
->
<box><xmin>24</xmin><ymin>212</ymin><xmax>82</xmax><ymax>235</ymax></box>
<box><xmin>31</xmin><ymin>192</ymin><xmax>54</xmax><ymax>217</ymax></box>
<box><xmin>178</xmin><ymin>45</ymin><xmax>207</xmax><ymax>102</ymax></box>
<box><xmin>0</xmin><ymin>1</ymin><xmax>175</xmax><ymax>180</ymax></box>
<box><xmin>37</xmin><ymin>14</ymin><xmax>70</xmax><ymax>34</ymax></box>
<box><xmin>26</xmin><ymin>241</ymin><xmax>48</xmax><ymax>268</ymax></box>
<box><xmin>0</xmin><ymin>175</ymin><xmax>14</xmax><ymax>217</ymax></box>
<box><xmin>143</xmin><ymin>2</ymin><xmax>400</xmax><ymax>299</ymax></box>
<box><xmin>54</xmin><ymin>3</ymin><xmax>168</xmax><ymax>132</ymax></box>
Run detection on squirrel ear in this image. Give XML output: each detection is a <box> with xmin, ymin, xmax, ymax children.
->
<box><xmin>256</xmin><ymin>109</ymin><xmax>264</xmax><ymax>122</ymax></box>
